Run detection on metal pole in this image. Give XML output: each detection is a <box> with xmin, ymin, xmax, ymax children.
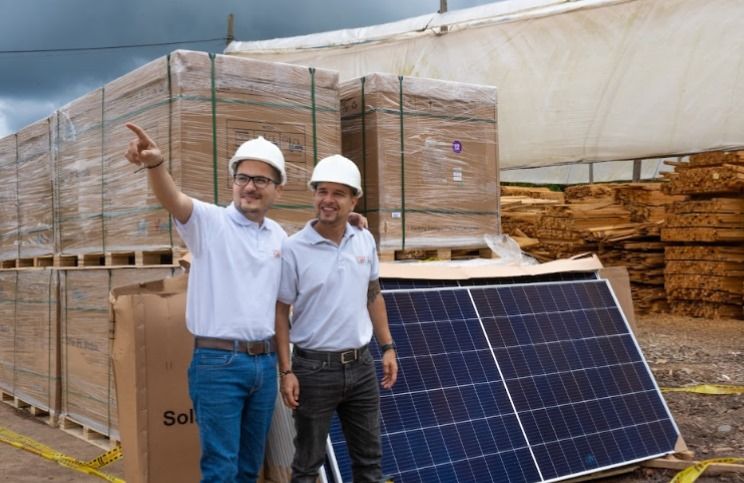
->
<box><xmin>226</xmin><ymin>13</ymin><xmax>234</xmax><ymax>46</ymax></box>
<box><xmin>632</xmin><ymin>159</ymin><xmax>642</xmax><ymax>182</ymax></box>
<box><xmin>439</xmin><ymin>0</ymin><xmax>448</xmax><ymax>33</ymax></box>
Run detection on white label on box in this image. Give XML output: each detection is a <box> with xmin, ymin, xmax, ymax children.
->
<box><xmin>452</xmin><ymin>167</ymin><xmax>463</xmax><ymax>182</ymax></box>
<box><xmin>391</xmin><ymin>212</ymin><xmax>402</xmax><ymax>219</ymax></box>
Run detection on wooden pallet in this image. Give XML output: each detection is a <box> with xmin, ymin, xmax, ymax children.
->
<box><xmin>76</xmin><ymin>248</ymin><xmax>186</xmax><ymax>267</ymax></box>
<box><xmin>0</xmin><ymin>256</ymin><xmax>55</xmax><ymax>269</ymax></box>
<box><xmin>59</xmin><ymin>416</ymin><xmax>119</xmax><ymax>450</ymax></box>
<box><xmin>379</xmin><ymin>246</ymin><xmax>495</xmax><ymax>262</ymax></box>
<box><xmin>0</xmin><ymin>389</ymin><xmax>57</xmax><ymax>425</ymax></box>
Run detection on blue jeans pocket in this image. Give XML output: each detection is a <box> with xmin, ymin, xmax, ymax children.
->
<box><xmin>193</xmin><ymin>348</ymin><xmax>235</xmax><ymax>368</ymax></box>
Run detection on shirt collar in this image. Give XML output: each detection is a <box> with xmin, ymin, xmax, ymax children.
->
<box><xmin>227</xmin><ymin>202</ymin><xmax>266</xmax><ymax>229</ymax></box>
<box><xmin>303</xmin><ymin>219</ymin><xmax>357</xmax><ymax>245</ymax></box>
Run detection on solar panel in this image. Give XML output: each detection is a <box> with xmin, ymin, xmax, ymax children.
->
<box><xmin>326</xmin><ymin>279</ymin><xmax>678</xmax><ymax>483</ymax></box>
<box><xmin>380</xmin><ymin>271</ymin><xmax>597</xmax><ymax>290</ymax></box>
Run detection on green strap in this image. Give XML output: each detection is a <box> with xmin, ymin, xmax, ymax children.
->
<box><xmin>14</xmin><ymin>134</ymin><xmax>20</xmax><ymax>259</ymax></box>
<box><xmin>46</xmin><ymin>269</ymin><xmax>54</xmax><ymax>410</ymax></box>
<box><xmin>106</xmin><ymin>270</ymin><xmax>112</xmax><ymax>433</ymax></box>
<box><xmin>309</xmin><ymin>67</ymin><xmax>318</xmax><ymax>165</ymax></box>
<box><xmin>360</xmin><ymin>77</ymin><xmax>368</xmax><ymax>212</ymax></box>
<box><xmin>167</xmin><ymin>54</ymin><xmax>174</xmax><ymax>247</ymax></box>
<box><xmin>100</xmin><ymin>88</ymin><xmax>107</xmax><ymax>253</ymax></box>
<box><xmin>209</xmin><ymin>53</ymin><xmax>219</xmax><ymax>204</ymax></box>
<box><xmin>11</xmin><ymin>271</ymin><xmax>18</xmax><ymax>392</ymax></box>
<box><xmin>398</xmin><ymin>76</ymin><xmax>406</xmax><ymax>250</ymax></box>
<box><xmin>53</xmin><ymin>116</ymin><xmax>61</xmax><ymax>253</ymax></box>
<box><xmin>48</xmin><ymin>118</ymin><xmax>57</xmax><ymax>254</ymax></box>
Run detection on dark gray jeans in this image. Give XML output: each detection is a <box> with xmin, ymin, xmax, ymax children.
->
<box><xmin>290</xmin><ymin>347</ymin><xmax>383</xmax><ymax>483</ymax></box>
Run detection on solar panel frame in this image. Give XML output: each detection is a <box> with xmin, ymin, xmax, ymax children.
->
<box><xmin>326</xmin><ymin>279</ymin><xmax>679</xmax><ymax>483</ymax></box>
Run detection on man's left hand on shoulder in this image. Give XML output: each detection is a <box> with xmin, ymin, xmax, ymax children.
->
<box><xmin>348</xmin><ymin>212</ymin><xmax>368</xmax><ymax>230</ymax></box>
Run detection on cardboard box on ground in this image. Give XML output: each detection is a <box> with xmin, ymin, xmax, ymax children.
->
<box><xmin>110</xmin><ymin>270</ymin><xmax>296</xmax><ymax>483</ymax></box>
<box><xmin>340</xmin><ymin>73</ymin><xmax>500</xmax><ymax>252</ymax></box>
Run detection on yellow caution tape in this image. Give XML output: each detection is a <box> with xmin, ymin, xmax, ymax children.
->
<box><xmin>670</xmin><ymin>457</ymin><xmax>744</xmax><ymax>483</ymax></box>
<box><xmin>0</xmin><ymin>426</ymin><xmax>124</xmax><ymax>482</ymax></box>
<box><xmin>661</xmin><ymin>384</ymin><xmax>744</xmax><ymax>395</ymax></box>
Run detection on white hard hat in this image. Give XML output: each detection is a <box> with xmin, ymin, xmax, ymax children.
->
<box><xmin>228</xmin><ymin>137</ymin><xmax>286</xmax><ymax>185</ymax></box>
<box><xmin>309</xmin><ymin>155</ymin><xmax>363</xmax><ymax>197</ymax></box>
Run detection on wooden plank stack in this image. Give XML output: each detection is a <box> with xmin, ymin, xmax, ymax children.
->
<box><xmin>589</xmin><ymin>184</ymin><xmax>682</xmax><ymax>314</ymax></box>
<box><xmin>662</xmin><ymin>150</ymin><xmax>744</xmax><ymax>319</ymax></box>
<box><xmin>500</xmin><ymin>186</ymin><xmax>563</xmax><ymax>238</ymax></box>
<box><xmin>531</xmin><ymin>184</ymin><xmax>631</xmax><ymax>260</ymax></box>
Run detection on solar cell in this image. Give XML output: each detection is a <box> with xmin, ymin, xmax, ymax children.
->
<box><xmin>326</xmin><ymin>279</ymin><xmax>678</xmax><ymax>483</ymax></box>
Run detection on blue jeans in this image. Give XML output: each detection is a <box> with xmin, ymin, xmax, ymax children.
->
<box><xmin>291</xmin><ymin>347</ymin><xmax>382</xmax><ymax>483</ymax></box>
<box><xmin>188</xmin><ymin>348</ymin><xmax>277</xmax><ymax>483</ymax></box>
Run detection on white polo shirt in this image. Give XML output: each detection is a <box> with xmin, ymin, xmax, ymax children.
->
<box><xmin>278</xmin><ymin>221</ymin><xmax>379</xmax><ymax>351</ymax></box>
<box><xmin>175</xmin><ymin>198</ymin><xmax>286</xmax><ymax>341</ymax></box>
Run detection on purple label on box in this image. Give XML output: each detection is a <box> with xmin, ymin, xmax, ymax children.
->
<box><xmin>452</xmin><ymin>140</ymin><xmax>462</xmax><ymax>153</ymax></box>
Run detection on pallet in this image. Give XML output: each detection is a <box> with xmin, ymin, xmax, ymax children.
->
<box><xmin>77</xmin><ymin>248</ymin><xmax>186</xmax><ymax>267</ymax></box>
<box><xmin>59</xmin><ymin>416</ymin><xmax>119</xmax><ymax>450</ymax></box>
<box><xmin>0</xmin><ymin>389</ymin><xmax>57</xmax><ymax>425</ymax></box>
<box><xmin>379</xmin><ymin>246</ymin><xmax>495</xmax><ymax>262</ymax></box>
<box><xmin>0</xmin><ymin>256</ymin><xmax>55</xmax><ymax>269</ymax></box>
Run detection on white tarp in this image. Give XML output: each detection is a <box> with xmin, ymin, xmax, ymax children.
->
<box><xmin>226</xmin><ymin>0</ymin><xmax>744</xmax><ymax>178</ymax></box>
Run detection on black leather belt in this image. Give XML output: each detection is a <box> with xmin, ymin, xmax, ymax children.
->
<box><xmin>195</xmin><ymin>337</ymin><xmax>275</xmax><ymax>355</ymax></box>
<box><xmin>294</xmin><ymin>345</ymin><xmax>369</xmax><ymax>364</ymax></box>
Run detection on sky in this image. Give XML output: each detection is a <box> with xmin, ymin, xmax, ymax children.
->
<box><xmin>0</xmin><ymin>0</ymin><xmax>498</xmax><ymax>138</ymax></box>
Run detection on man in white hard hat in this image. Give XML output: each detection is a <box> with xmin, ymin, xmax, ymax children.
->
<box><xmin>275</xmin><ymin>154</ymin><xmax>398</xmax><ymax>482</ymax></box>
<box><xmin>124</xmin><ymin>123</ymin><xmax>330</xmax><ymax>483</ymax></box>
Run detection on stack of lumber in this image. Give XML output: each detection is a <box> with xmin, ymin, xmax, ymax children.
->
<box><xmin>661</xmin><ymin>150</ymin><xmax>744</xmax><ymax>319</ymax></box>
<box><xmin>500</xmin><ymin>186</ymin><xmax>564</xmax><ymax>239</ymax></box>
<box><xmin>533</xmin><ymin>201</ymin><xmax>631</xmax><ymax>260</ymax></box>
<box><xmin>592</xmin><ymin>222</ymin><xmax>667</xmax><ymax>314</ymax></box>
<box><xmin>590</xmin><ymin>184</ymin><xmax>683</xmax><ymax>313</ymax></box>
<box><xmin>614</xmin><ymin>183</ymin><xmax>686</xmax><ymax>222</ymax></box>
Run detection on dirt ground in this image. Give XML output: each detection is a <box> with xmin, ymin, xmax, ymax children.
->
<box><xmin>0</xmin><ymin>313</ymin><xmax>742</xmax><ymax>482</ymax></box>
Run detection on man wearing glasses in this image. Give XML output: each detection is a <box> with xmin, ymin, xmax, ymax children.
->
<box><xmin>124</xmin><ymin>123</ymin><xmax>349</xmax><ymax>483</ymax></box>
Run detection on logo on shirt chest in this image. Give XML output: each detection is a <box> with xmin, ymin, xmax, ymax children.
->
<box><xmin>273</xmin><ymin>249</ymin><xmax>281</xmax><ymax>258</ymax></box>
<box><xmin>356</xmin><ymin>255</ymin><xmax>372</xmax><ymax>265</ymax></box>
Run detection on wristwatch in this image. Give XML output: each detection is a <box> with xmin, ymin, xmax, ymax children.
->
<box><xmin>380</xmin><ymin>342</ymin><xmax>397</xmax><ymax>354</ymax></box>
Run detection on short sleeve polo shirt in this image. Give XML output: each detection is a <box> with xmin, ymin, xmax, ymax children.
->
<box><xmin>278</xmin><ymin>221</ymin><xmax>379</xmax><ymax>351</ymax></box>
<box><xmin>175</xmin><ymin>199</ymin><xmax>286</xmax><ymax>341</ymax></box>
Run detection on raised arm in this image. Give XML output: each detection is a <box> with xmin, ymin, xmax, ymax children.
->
<box><xmin>124</xmin><ymin>123</ymin><xmax>193</xmax><ymax>224</ymax></box>
<box><xmin>368</xmin><ymin>279</ymin><xmax>397</xmax><ymax>389</ymax></box>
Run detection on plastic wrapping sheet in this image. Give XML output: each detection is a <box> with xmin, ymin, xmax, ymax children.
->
<box><xmin>96</xmin><ymin>49</ymin><xmax>340</xmax><ymax>251</ymax></box>
<box><xmin>227</xmin><ymin>0</ymin><xmax>744</xmax><ymax>178</ymax></box>
<box><xmin>0</xmin><ymin>135</ymin><xmax>18</xmax><ymax>261</ymax></box>
<box><xmin>0</xmin><ymin>271</ymin><xmax>16</xmax><ymax>393</ymax></box>
<box><xmin>56</xmin><ymin>89</ymin><xmax>106</xmax><ymax>255</ymax></box>
<box><xmin>17</xmin><ymin>118</ymin><xmax>55</xmax><ymax>258</ymax></box>
<box><xmin>13</xmin><ymin>269</ymin><xmax>59</xmax><ymax>416</ymax></box>
<box><xmin>340</xmin><ymin>73</ymin><xmax>499</xmax><ymax>251</ymax></box>
<box><xmin>60</xmin><ymin>267</ymin><xmax>175</xmax><ymax>439</ymax></box>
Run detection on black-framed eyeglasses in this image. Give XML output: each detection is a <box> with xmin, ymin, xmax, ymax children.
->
<box><xmin>233</xmin><ymin>174</ymin><xmax>277</xmax><ymax>189</ymax></box>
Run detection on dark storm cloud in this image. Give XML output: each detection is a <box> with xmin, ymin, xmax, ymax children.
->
<box><xmin>0</xmin><ymin>0</ymin><xmax>497</xmax><ymax>136</ymax></box>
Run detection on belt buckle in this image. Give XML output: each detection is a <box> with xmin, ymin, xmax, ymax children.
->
<box><xmin>340</xmin><ymin>349</ymin><xmax>357</xmax><ymax>364</ymax></box>
<box><xmin>246</xmin><ymin>341</ymin><xmax>266</xmax><ymax>356</ymax></box>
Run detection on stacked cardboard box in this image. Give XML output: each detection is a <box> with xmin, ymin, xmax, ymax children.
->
<box><xmin>17</xmin><ymin>118</ymin><xmax>55</xmax><ymax>259</ymax></box>
<box><xmin>53</xmin><ymin>50</ymin><xmax>341</xmax><ymax>255</ymax></box>
<box><xmin>0</xmin><ymin>136</ymin><xmax>18</xmax><ymax>262</ymax></box>
<box><xmin>0</xmin><ymin>269</ymin><xmax>60</xmax><ymax>421</ymax></box>
<box><xmin>59</xmin><ymin>267</ymin><xmax>176</xmax><ymax>441</ymax></box>
<box><xmin>340</xmin><ymin>73</ymin><xmax>499</xmax><ymax>253</ymax></box>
